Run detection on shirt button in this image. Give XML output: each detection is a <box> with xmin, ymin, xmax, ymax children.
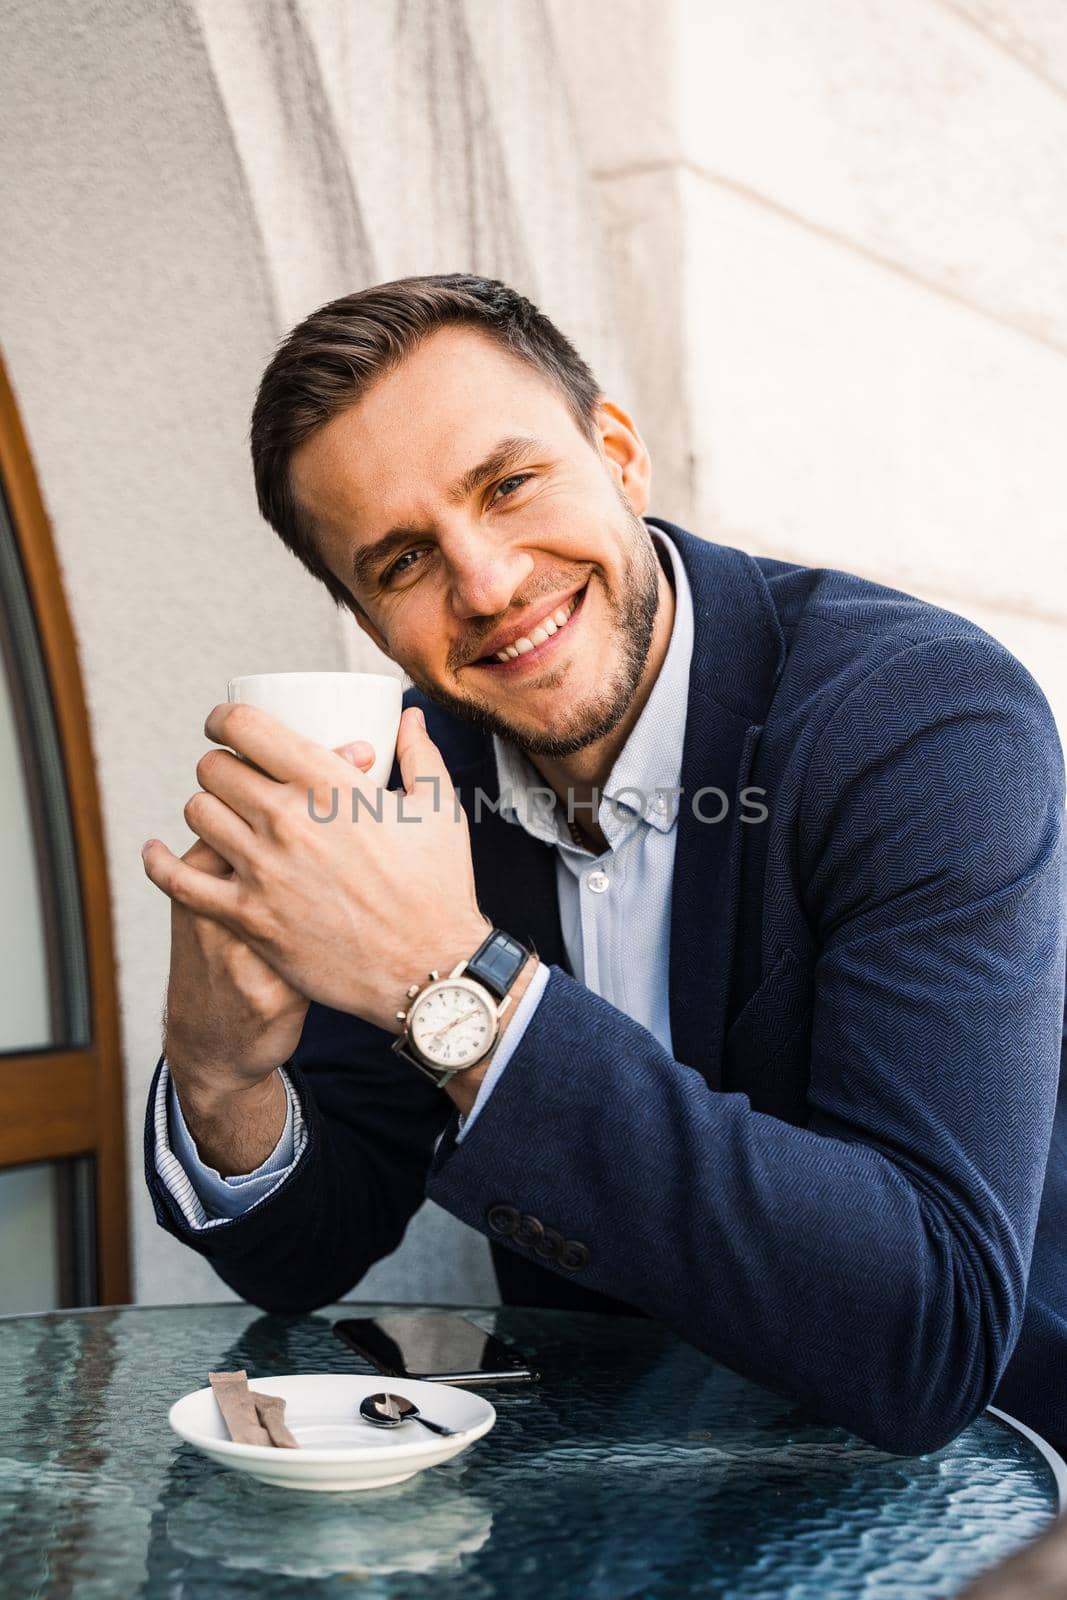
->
<box><xmin>653</xmin><ymin>794</ymin><xmax>669</xmax><ymax>813</ymax></box>
<box><xmin>587</xmin><ymin>870</ymin><xmax>610</xmax><ymax>893</ymax></box>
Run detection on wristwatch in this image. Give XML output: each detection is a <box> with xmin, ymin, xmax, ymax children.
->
<box><xmin>391</xmin><ymin>928</ymin><xmax>532</xmax><ymax>1088</ymax></box>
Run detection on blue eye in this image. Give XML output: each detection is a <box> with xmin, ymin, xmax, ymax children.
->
<box><xmin>495</xmin><ymin>473</ymin><xmax>531</xmax><ymax>499</ymax></box>
<box><xmin>384</xmin><ymin>548</ymin><xmax>423</xmax><ymax>582</ymax></box>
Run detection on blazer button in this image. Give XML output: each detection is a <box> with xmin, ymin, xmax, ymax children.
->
<box><xmin>535</xmin><ymin>1227</ymin><xmax>564</xmax><ymax>1261</ymax></box>
<box><xmin>513</xmin><ymin>1213</ymin><xmax>544</xmax><ymax>1249</ymax></box>
<box><xmin>487</xmin><ymin>1204</ymin><xmax>520</xmax><ymax>1237</ymax></box>
<box><xmin>558</xmin><ymin>1239</ymin><xmax>590</xmax><ymax>1272</ymax></box>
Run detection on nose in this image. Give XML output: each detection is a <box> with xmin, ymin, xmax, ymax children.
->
<box><xmin>443</xmin><ymin>524</ymin><xmax>535</xmax><ymax>622</ymax></box>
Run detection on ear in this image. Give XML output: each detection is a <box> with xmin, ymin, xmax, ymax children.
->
<box><xmin>595</xmin><ymin>399</ymin><xmax>652</xmax><ymax>517</ymax></box>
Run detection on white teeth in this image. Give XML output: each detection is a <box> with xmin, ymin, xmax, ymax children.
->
<box><xmin>490</xmin><ymin>589</ymin><xmax>582</xmax><ymax>662</ymax></box>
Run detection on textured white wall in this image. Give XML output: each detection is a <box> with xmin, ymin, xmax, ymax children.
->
<box><xmin>0</xmin><ymin>0</ymin><xmax>349</xmax><ymax>1308</ymax></box>
<box><xmin>551</xmin><ymin>0</ymin><xmax>1067</xmax><ymax>741</ymax></box>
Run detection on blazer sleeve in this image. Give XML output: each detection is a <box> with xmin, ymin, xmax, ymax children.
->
<box><xmin>143</xmin><ymin>1003</ymin><xmax>452</xmax><ymax>1311</ymax></box>
<box><xmin>423</xmin><ymin>634</ymin><xmax>1067</xmax><ymax>1455</ymax></box>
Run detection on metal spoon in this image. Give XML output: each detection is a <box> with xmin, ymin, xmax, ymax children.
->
<box><xmin>359</xmin><ymin>1391</ymin><xmax>457</xmax><ymax>1437</ymax></box>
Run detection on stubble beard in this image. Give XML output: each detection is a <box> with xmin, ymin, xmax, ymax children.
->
<box><xmin>404</xmin><ymin>507</ymin><xmax>663</xmax><ymax>760</ymax></box>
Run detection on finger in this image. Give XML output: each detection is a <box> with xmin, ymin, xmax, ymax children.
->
<box><xmin>182</xmin><ymin>836</ymin><xmax>235</xmax><ymax>877</ymax></box>
<box><xmin>204</xmin><ymin>702</ymin><xmax>373</xmax><ymax>789</ymax></box>
<box><xmin>333</xmin><ymin>739</ymin><xmax>375</xmax><ymax>771</ymax></box>
<box><xmin>195</xmin><ymin>744</ymin><xmax>279</xmax><ymax>828</ymax></box>
<box><xmin>141</xmin><ymin>837</ymin><xmax>242</xmax><ymax>924</ymax></box>
<box><xmin>396</xmin><ymin>705</ymin><xmax>452</xmax><ymax>798</ymax></box>
<box><xmin>182</xmin><ymin>790</ymin><xmax>256</xmax><ymax>871</ymax></box>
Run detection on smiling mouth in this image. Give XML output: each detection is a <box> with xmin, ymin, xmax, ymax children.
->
<box><xmin>472</xmin><ymin>583</ymin><xmax>588</xmax><ymax>670</ymax></box>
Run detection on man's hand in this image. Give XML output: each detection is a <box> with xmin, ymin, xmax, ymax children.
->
<box><xmin>152</xmin><ymin>741</ymin><xmax>378</xmax><ymax>1175</ymax></box>
<box><xmin>159</xmin><ymin>835</ymin><xmax>307</xmax><ymax>1172</ymax></box>
<box><xmin>142</xmin><ymin>705</ymin><xmax>490</xmax><ymax>1040</ymax></box>
<box><xmin>163</xmin><ymin>834</ymin><xmax>309</xmax><ymax>1089</ymax></box>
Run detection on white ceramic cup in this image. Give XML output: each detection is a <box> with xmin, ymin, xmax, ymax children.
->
<box><xmin>225</xmin><ymin>672</ymin><xmax>403</xmax><ymax>786</ymax></box>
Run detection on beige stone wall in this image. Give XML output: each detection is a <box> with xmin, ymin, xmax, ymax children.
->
<box><xmin>0</xmin><ymin>0</ymin><xmax>341</xmax><ymax>1309</ymax></box>
<box><xmin>551</xmin><ymin>0</ymin><xmax>1067</xmax><ymax>740</ymax></box>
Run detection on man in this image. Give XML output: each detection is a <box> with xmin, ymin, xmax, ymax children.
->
<box><xmin>142</xmin><ymin>274</ymin><xmax>1067</xmax><ymax>1457</ymax></box>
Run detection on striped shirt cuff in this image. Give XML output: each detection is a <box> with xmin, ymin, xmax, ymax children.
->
<box><xmin>153</xmin><ymin>1059</ymin><xmax>307</xmax><ymax>1230</ymax></box>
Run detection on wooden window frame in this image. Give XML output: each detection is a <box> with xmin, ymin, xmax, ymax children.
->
<box><xmin>0</xmin><ymin>353</ymin><xmax>130</xmax><ymax>1305</ymax></box>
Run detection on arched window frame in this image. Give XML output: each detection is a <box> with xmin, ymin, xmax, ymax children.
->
<box><xmin>0</xmin><ymin>352</ymin><xmax>129</xmax><ymax>1306</ymax></box>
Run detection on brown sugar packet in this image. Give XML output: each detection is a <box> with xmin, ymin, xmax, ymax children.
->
<box><xmin>209</xmin><ymin>1370</ymin><xmax>272</xmax><ymax>1446</ymax></box>
<box><xmin>253</xmin><ymin>1392</ymin><xmax>300</xmax><ymax>1449</ymax></box>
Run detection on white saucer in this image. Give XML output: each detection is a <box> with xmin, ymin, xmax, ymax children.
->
<box><xmin>168</xmin><ymin>1373</ymin><xmax>496</xmax><ymax>1491</ymax></box>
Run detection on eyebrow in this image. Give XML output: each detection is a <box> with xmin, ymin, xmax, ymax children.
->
<box><xmin>350</xmin><ymin>434</ymin><xmax>551</xmax><ymax>592</ymax></box>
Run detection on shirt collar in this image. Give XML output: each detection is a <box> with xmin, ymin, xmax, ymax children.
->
<box><xmin>492</xmin><ymin>522</ymin><xmax>694</xmax><ymax>846</ymax></box>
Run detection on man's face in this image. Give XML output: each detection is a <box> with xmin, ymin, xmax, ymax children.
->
<box><xmin>290</xmin><ymin>325</ymin><xmax>663</xmax><ymax>758</ymax></box>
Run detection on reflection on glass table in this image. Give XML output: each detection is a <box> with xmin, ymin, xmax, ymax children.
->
<box><xmin>0</xmin><ymin>1302</ymin><xmax>1060</xmax><ymax>1599</ymax></box>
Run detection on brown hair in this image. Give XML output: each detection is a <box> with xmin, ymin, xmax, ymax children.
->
<box><xmin>250</xmin><ymin>273</ymin><xmax>603</xmax><ymax>613</ymax></box>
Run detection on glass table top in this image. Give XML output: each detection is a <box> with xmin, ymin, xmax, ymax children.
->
<box><xmin>0</xmin><ymin>1302</ymin><xmax>1058</xmax><ymax>1599</ymax></box>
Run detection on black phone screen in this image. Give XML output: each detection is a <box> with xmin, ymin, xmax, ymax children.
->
<box><xmin>333</xmin><ymin>1312</ymin><xmax>540</xmax><ymax>1384</ymax></box>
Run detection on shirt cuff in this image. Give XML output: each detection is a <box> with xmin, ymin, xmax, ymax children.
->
<box><xmin>153</xmin><ymin>1058</ymin><xmax>307</xmax><ymax>1230</ymax></box>
<box><xmin>455</xmin><ymin>959</ymin><xmax>551</xmax><ymax>1142</ymax></box>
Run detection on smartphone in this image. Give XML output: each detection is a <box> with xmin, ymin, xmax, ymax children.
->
<box><xmin>333</xmin><ymin>1311</ymin><xmax>540</xmax><ymax>1385</ymax></box>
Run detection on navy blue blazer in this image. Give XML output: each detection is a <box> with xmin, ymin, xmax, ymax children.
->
<box><xmin>145</xmin><ymin>518</ymin><xmax>1067</xmax><ymax>1456</ymax></box>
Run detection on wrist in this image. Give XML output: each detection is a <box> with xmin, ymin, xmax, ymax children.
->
<box><xmin>434</xmin><ymin>913</ymin><xmax>495</xmax><ymax>989</ymax></box>
<box><xmin>170</xmin><ymin>1069</ymin><xmax>289</xmax><ymax>1178</ymax></box>
<box><xmin>443</xmin><ymin>953</ymin><xmax>541</xmax><ymax>1117</ymax></box>
<box><xmin>169</xmin><ymin>1061</ymin><xmax>283</xmax><ymax>1125</ymax></box>
<box><xmin>382</xmin><ymin>913</ymin><xmax>494</xmax><ymax>1036</ymax></box>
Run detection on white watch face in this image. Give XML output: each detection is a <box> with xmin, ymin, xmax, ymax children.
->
<box><xmin>410</xmin><ymin>981</ymin><xmax>497</xmax><ymax>1069</ymax></box>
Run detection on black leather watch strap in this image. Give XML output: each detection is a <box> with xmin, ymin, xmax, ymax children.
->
<box><xmin>464</xmin><ymin>928</ymin><xmax>530</xmax><ymax>999</ymax></box>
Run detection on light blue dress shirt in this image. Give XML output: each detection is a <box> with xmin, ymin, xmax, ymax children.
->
<box><xmin>155</xmin><ymin>523</ymin><xmax>694</xmax><ymax>1229</ymax></box>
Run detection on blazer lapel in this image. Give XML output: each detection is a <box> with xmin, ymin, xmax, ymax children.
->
<box><xmin>648</xmin><ymin>520</ymin><xmax>785</xmax><ymax>1087</ymax></box>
